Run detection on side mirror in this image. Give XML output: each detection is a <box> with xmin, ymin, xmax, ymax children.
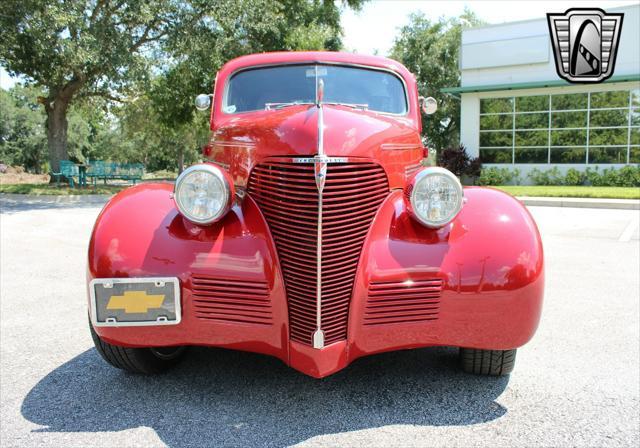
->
<box><xmin>420</xmin><ymin>96</ymin><xmax>438</xmax><ymax>115</ymax></box>
<box><xmin>195</xmin><ymin>94</ymin><xmax>212</xmax><ymax>111</ymax></box>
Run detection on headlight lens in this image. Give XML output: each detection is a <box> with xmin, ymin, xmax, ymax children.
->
<box><xmin>174</xmin><ymin>164</ymin><xmax>231</xmax><ymax>225</ymax></box>
<box><xmin>408</xmin><ymin>167</ymin><xmax>463</xmax><ymax>228</ymax></box>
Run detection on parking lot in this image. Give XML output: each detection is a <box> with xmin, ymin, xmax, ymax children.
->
<box><xmin>1</xmin><ymin>196</ymin><xmax>638</xmax><ymax>447</ymax></box>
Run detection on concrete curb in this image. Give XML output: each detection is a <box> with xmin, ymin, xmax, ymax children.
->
<box><xmin>517</xmin><ymin>196</ymin><xmax>640</xmax><ymax>210</ymax></box>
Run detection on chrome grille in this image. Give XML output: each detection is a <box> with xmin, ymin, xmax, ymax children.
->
<box><xmin>248</xmin><ymin>160</ymin><xmax>389</xmax><ymax>345</ymax></box>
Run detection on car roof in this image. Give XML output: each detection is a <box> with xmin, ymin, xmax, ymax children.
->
<box><xmin>218</xmin><ymin>51</ymin><xmax>414</xmax><ymax>81</ymax></box>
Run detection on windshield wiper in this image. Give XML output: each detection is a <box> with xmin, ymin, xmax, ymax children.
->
<box><xmin>323</xmin><ymin>102</ymin><xmax>369</xmax><ymax>110</ymax></box>
<box><xmin>265</xmin><ymin>101</ymin><xmax>314</xmax><ymax>110</ymax></box>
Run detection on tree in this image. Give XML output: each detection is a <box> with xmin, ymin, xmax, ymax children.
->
<box><xmin>390</xmin><ymin>10</ymin><xmax>483</xmax><ymax>151</ymax></box>
<box><xmin>0</xmin><ymin>0</ymin><xmax>365</xmax><ymax>175</ymax></box>
<box><xmin>0</xmin><ymin>0</ymin><xmax>201</xmax><ymax>174</ymax></box>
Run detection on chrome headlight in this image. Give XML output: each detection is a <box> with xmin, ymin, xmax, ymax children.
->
<box><xmin>408</xmin><ymin>167</ymin><xmax>464</xmax><ymax>228</ymax></box>
<box><xmin>174</xmin><ymin>164</ymin><xmax>232</xmax><ymax>225</ymax></box>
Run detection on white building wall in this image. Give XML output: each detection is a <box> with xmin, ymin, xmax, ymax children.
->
<box><xmin>456</xmin><ymin>4</ymin><xmax>640</xmax><ymax>183</ymax></box>
<box><xmin>460</xmin><ymin>5</ymin><xmax>639</xmax><ymax>87</ymax></box>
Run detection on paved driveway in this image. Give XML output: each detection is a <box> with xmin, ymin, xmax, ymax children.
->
<box><xmin>1</xmin><ymin>197</ymin><xmax>638</xmax><ymax>447</ymax></box>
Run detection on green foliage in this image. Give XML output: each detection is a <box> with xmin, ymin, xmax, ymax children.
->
<box><xmin>478</xmin><ymin>167</ymin><xmax>514</xmax><ymax>186</ymax></box>
<box><xmin>528</xmin><ymin>167</ymin><xmax>563</xmax><ymax>186</ymax></box>
<box><xmin>618</xmin><ymin>165</ymin><xmax>640</xmax><ymax>187</ymax></box>
<box><xmin>0</xmin><ymin>86</ymin><xmax>47</xmax><ymax>172</ymax></box>
<box><xmin>511</xmin><ymin>168</ymin><xmax>522</xmax><ymax>185</ymax></box>
<box><xmin>390</xmin><ymin>10</ymin><xmax>484</xmax><ymax>151</ymax></box>
<box><xmin>526</xmin><ymin>166</ymin><xmax>640</xmax><ymax>187</ymax></box>
<box><xmin>585</xmin><ymin>167</ymin><xmax>604</xmax><ymax>186</ymax></box>
<box><xmin>564</xmin><ymin>168</ymin><xmax>586</xmax><ymax>186</ymax></box>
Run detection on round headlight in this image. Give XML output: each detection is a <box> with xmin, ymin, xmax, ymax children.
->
<box><xmin>408</xmin><ymin>167</ymin><xmax>464</xmax><ymax>228</ymax></box>
<box><xmin>174</xmin><ymin>164</ymin><xmax>232</xmax><ymax>225</ymax></box>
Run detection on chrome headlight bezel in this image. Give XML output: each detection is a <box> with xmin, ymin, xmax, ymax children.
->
<box><xmin>408</xmin><ymin>167</ymin><xmax>464</xmax><ymax>228</ymax></box>
<box><xmin>173</xmin><ymin>164</ymin><xmax>232</xmax><ymax>225</ymax></box>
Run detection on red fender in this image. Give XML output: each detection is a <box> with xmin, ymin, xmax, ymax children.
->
<box><xmin>88</xmin><ymin>182</ymin><xmax>289</xmax><ymax>364</ymax></box>
<box><xmin>347</xmin><ymin>187</ymin><xmax>544</xmax><ymax>362</ymax></box>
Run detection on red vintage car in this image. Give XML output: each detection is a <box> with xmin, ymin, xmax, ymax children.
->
<box><xmin>88</xmin><ymin>52</ymin><xmax>544</xmax><ymax>378</ymax></box>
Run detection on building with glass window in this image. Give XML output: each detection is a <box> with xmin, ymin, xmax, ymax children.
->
<box><xmin>442</xmin><ymin>4</ymin><xmax>640</xmax><ymax>180</ymax></box>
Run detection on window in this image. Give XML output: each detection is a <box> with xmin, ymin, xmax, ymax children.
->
<box><xmin>225</xmin><ymin>64</ymin><xmax>407</xmax><ymax>114</ymax></box>
<box><xmin>479</xmin><ymin>88</ymin><xmax>640</xmax><ymax>164</ymax></box>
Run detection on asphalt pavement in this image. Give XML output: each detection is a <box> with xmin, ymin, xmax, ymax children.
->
<box><xmin>0</xmin><ymin>197</ymin><xmax>638</xmax><ymax>447</ymax></box>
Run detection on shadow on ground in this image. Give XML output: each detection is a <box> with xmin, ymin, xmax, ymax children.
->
<box><xmin>22</xmin><ymin>346</ymin><xmax>509</xmax><ymax>447</ymax></box>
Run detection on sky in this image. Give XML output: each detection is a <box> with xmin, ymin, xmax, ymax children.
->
<box><xmin>342</xmin><ymin>0</ymin><xmax>639</xmax><ymax>55</ymax></box>
<box><xmin>2</xmin><ymin>0</ymin><xmax>638</xmax><ymax>90</ymax></box>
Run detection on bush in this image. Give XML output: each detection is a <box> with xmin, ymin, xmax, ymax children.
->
<box><xmin>511</xmin><ymin>168</ymin><xmax>522</xmax><ymax>185</ymax></box>
<box><xmin>478</xmin><ymin>167</ymin><xmax>514</xmax><ymax>186</ymax></box>
<box><xmin>585</xmin><ymin>167</ymin><xmax>603</xmax><ymax>186</ymax></box>
<box><xmin>527</xmin><ymin>166</ymin><xmax>640</xmax><ymax>187</ymax></box>
<box><xmin>602</xmin><ymin>167</ymin><xmax>623</xmax><ymax>186</ymax></box>
<box><xmin>438</xmin><ymin>145</ymin><xmax>482</xmax><ymax>178</ymax></box>
<box><xmin>564</xmin><ymin>168</ymin><xmax>585</xmax><ymax>186</ymax></box>
<box><xmin>528</xmin><ymin>167</ymin><xmax>565</xmax><ymax>185</ymax></box>
<box><xmin>618</xmin><ymin>165</ymin><xmax>640</xmax><ymax>187</ymax></box>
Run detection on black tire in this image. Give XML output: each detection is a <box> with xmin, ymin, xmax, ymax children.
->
<box><xmin>90</xmin><ymin>322</ymin><xmax>186</xmax><ymax>374</ymax></box>
<box><xmin>459</xmin><ymin>348</ymin><xmax>517</xmax><ymax>376</ymax></box>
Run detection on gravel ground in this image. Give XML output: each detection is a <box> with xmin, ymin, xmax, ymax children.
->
<box><xmin>0</xmin><ymin>197</ymin><xmax>638</xmax><ymax>447</ymax></box>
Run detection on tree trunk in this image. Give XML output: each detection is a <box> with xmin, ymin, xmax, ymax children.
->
<box><xmin>45</xmin><ymin>99</ymin><xmax>70</xmax><ymax>178</ymax></box>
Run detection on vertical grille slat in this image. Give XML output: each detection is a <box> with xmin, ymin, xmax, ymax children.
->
<box><xmin>248</xmin><ymin>160</ymin><xmax>388</xmax><ymax>346</ymax></box>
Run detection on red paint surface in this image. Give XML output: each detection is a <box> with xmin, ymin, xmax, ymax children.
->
<box><xmin>88</xmin><ymin>52</ymin><xmax>544</xmax><ymax>378</ymax></box>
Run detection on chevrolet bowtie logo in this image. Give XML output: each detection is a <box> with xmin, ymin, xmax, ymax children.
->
<box><xmin>106</xmin><ymin>291</ymin><xmax>165</xmax><ymax>313</ymax></box>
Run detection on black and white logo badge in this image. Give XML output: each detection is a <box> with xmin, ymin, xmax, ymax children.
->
<box><xmin>547</xmin><ymin>8</ymin><xmax>623</xmax><ymax>83</ymax></box>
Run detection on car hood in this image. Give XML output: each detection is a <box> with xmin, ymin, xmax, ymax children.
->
<box><xmin>210</xmin><ymin>105</ymin><xmax>421</xmax><ymax>159</ymax></box>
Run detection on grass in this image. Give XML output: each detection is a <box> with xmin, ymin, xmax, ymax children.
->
<box><xmin>1</xmin><ymin>181</ymin><xmax>638</xmax><ymax>199</ymax></box>
<box><xmin>493</xmin><ymin>185</ymin><xmax>640</xmax><ymax>199</ymax></box>
<box><xmin>0</xmin><ymin>183</ymin><xmax>130</xmax><ymax>195</ymax></box>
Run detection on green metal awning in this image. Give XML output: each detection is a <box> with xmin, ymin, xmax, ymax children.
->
<box><xmin>441</xmin><ymin>73</ymin><xmax>640</xmax><ymax>95</ymax></box>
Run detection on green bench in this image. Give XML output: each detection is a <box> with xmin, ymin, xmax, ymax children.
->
<box><xmin>86</xmin><ymin>161</ymin><xmax>144</xmax><ymax>185</ymax></box>
<box><xmin>51</xmin><ymin>160</ymin><xmax>80</xmax><ymax>187</ymax></box>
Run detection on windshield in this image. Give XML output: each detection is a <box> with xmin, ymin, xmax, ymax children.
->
<box><xmin>224</xmin><ymin>64</ymin><xmax>407</xmax><ymax>115</ymax></box>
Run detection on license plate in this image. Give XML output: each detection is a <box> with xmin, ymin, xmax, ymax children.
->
<box><xmin>90</xmin><ymin>277</ymin><xmax>181</xmax><ymax>327</ymax></box>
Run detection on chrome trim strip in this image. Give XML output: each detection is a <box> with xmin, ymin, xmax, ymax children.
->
<box><xmin>381</xmin><ymin>143</ymin><xmax>422</xmax><ymax>151</ymax></box>
<box><xmin>290</xmin><ymin>157</ymin><xmax>350</xmax><ymax>163</ymax></box>
<box><xmin>210</xmin><ymin>140</ymin><xmax>256</xmax><ymax>148</ymax></box>
<box><xmin>312</xmin><ymin>78</ymin><xmax>326</xmax><ymax>349</ymax></box>
<box><xmin>89</xmin><ymin>277</ymin><xmax>181</xmax><ymax>327</ymax></box>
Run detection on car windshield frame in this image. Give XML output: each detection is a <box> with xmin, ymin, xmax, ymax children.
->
<box><xmin>222</xmin><ymin>63</ymin><xmax>410</xmax><ymax>116</ymax></box>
